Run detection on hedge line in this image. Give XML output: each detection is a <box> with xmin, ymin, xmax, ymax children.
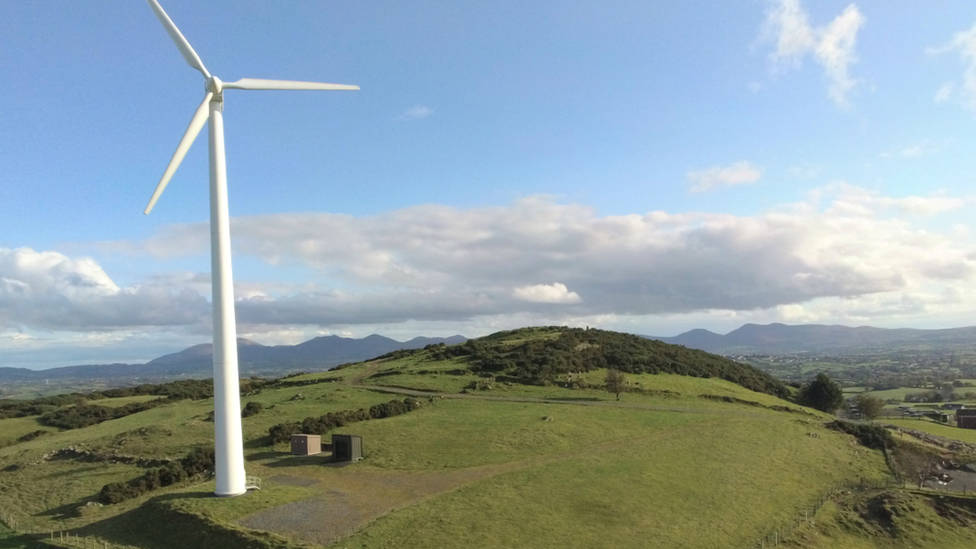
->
<box><xmin>826</xmin><ymin>420</ymin><xmax>894</xmax><ymax>450</ymax></box>
<box><xmin>99</xmin><ymin>447</ymin><xmax>216</xmax><ymax>504</ymax></box>
<box><xmin>268</xmin><ymin>398</ymin><xmax>422</xmax><ymax>444</ymax></box>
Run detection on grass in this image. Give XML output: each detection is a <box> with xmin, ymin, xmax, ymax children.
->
<box><xmin>94</xmin><ymin>395</ymin><xmax>162</xmax><ymax>408</ymax></box>
<box><xmin>3</xmin><ymin>334</ymin><xmax>973</xmax><ymax>549</ymax></box>
<box><xmin>858</xmin><ymin>386</ymin><xmax>976</xmax><ymax>404</ymax></box>
<box><xmin>884</xmin><ymin>418</ymin><xmax>976</xmax><ymax>445</ymax></box>
<box><xmin>785</xmin><ymin>491</ymin><xmax>976</xmax><ymax>549</ymax></box>
<box><xmin>0</xmin><ymin>416</ymin><xmax>53</xmax><ymax>446</ymax></box>
<box><xmin>332</xmin><ymin>406</ymin><xmax>884</xmax><ymax>549</ymax></box>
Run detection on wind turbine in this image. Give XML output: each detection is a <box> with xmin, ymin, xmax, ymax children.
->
<box><xmin>142</xmin><ymin>0</ymin><xmax>359</xmax><ymax>497</ymax></box>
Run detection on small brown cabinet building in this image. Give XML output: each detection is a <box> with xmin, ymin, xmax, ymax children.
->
<box><xmin>291</xmin><ymin>434</ymin><xmax>322</xmax><ymax>455</ymax></box>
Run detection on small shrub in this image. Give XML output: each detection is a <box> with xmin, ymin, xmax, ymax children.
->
<box><xmin>17</xmin><ymin>430</ymin><xmax>49</xmax><ymax>443</ymax></box>
<box><xmin>269</xmin><ymin>422</ymin><xmax>302</xmax><ymax>444</ymax></box>
<box><xmin>241</xmin><ymin>401</ymin><xmax>264</xmax><ymax>418</ymax></box>
<box><xmin>825</xmin><ymin>420</ymin><xmax>894</xmax><ymax>450</ymax></box>
<box><xmin>98</xmin><ymin>446</ymin><xmax>215</xmax><ymax>505</ymax></box>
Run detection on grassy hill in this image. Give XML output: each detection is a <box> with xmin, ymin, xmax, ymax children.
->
<box><xmin>0</xmin><ymin>326</ymin><xmax>974</xmax><ymax>548</ymax></box>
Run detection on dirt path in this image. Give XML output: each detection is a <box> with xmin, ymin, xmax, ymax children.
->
<box><xmin>239</xmin><ymin>463</ymin><xmax>526</xmax><ymax>546</ymax></box>
<box><xmin>348</xmin><ymin>362</ymin><xmax>381</xmax><ymax>385</ymax></box>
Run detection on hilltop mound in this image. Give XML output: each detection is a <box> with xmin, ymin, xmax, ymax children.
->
<box><xmin>386</xmin><ymin>326</ymin><xmax>789</xmax><ymax>399</ymax></box>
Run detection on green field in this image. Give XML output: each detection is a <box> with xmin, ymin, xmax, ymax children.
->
<box><xmin>883</xmin><ymin>418</ymin><xmax>976</xmax><ymax>445</ymax></box>
<box><xmin>2</xmin><ymin>327</ymin><xmax>975</xmax><ymax>548</ymax></box>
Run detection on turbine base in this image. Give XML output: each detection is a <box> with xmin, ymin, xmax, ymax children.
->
<box><xmin>213</xmin><ymin>489</ymin><xmax>247</xmax><ymax>498</ymax></box>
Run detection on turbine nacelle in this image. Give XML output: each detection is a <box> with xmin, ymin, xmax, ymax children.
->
<box><xmin>206</xmin><ymin>76</ymin><xmax>224</xmax><ymax>96</ymax></box>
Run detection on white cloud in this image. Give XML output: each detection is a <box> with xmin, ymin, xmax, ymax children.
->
<box><xmin>879</xmin><ymin>141</ymin><xmax>941</xmax><ymax>160</ymax></box>
<box><xmin>0</xmin><ymin>247</ymin><xmax>209</xmax><ymax>331</ymax></box>
<box><xmin>687</xmin><ymin>161</ymin><xmax>763</xmax><ymax>193</ymax></box>
<box><xmin>513</xmin><ymin>283</ymin><xmax>582</xmax><ymax>304</ymax></box>
<box><xmin>94</xmin><ymin>187</ymin><xmax>975</xmax><ymax>332</ymax></box>
<box><xmin>0</xmin><ymin>248</ymin><xmax>119</xmax><ymax>298</ymax></box>
<box><xmin>10</xmin><ymin>185</ymin><xmax>976</xmax><ymax>354</ymax></box>
<box><xmin>398</xmin><ymin>105</ymin><xmax>435</xmax><ymax>121</ymax></box>
<box><xmin>931</xmin><ymin>20</ymin><xmax>976</xmax><ymax>111</ymax></box>
<box><xmin>899</xmin><ymin>145</ymin><xmax>923</xmax><ymax>158</ymax></box>
<box><xmin>761</xmin><ymin>0</ymin><xmax>866</xmax><ymax>107</ymax></box>
<box><xmin>935</xmin><ymin>82</ymin><xmax>955</xmax><ymax>103</ymax></box>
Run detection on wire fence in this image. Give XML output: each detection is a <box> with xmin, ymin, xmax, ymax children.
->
<box><xmin>745</xmin><ymin>474</ymin><xmax>976</xmax><ymax>549</ymax></box>
<box><xmin>0</xmin><ymin>509</ymin><xmax>140</xmax><ymax>549</ymax></box>
<box><xmin>746</xmin><ymin>477</ymin><xmax>903</xmax><ymax>549</ymax></box>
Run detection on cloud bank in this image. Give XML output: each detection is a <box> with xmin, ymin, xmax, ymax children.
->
<box><xmin>45</xmin><ymin>184</ymin><xmax>971</xmax><ymax>333</ymax></box>
<box><xmin>5</xmin><ymin>186</ymin><xmax>974</xmax><ymax>339</ymax></box>
<box><xmin>0</xmin><ymin>248</ymin><xmax>208</xmax><ymax>331</ymax></box>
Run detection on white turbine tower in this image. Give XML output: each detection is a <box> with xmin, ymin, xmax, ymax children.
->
<box><xmin>142</xmin><ymin>0</ymin><xmax>358</xmax><ymax>497</ymax></box>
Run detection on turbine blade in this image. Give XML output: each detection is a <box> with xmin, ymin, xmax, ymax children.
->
<box><xmin>144</xmin><ymin>92</ymin><xmax>213</xmax><ymax>215</ymax></box>
<box><xmin>145</xmin><ymin>0</ymin><xmax>211</xmax><ymax>79</ymax></box>
<box><xmin>222</xmin><ymin>78</ymin><xmax>360</xmax><ymax>91</ymax></box>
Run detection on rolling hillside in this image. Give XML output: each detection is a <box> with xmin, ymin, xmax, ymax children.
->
<box><xmin>0</xmin><ymin>326</ymin><xmax>973</xmax><ymax>549</ymax></box>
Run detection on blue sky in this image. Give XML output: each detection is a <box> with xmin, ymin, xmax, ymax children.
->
<box><xmin>3</xmin><ymin>0</ymin><xmax>976</xmax><ymax>369</ymax></box>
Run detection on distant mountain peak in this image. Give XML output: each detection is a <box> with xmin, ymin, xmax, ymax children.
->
<box><xmin>646</xmin><ymin>323</ymin><xmax>976</xmax><ymax>354</ymax></box>
<box><xmin>3</xmin><ymin>333</ymin><xmax>467</xmax><ymax>383</ymax></box>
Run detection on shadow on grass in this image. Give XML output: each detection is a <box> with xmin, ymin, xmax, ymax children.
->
<box><xmin>37</xmin><ymin>500</ymin><xmax>85</xmax><ymax>520</ymax></box>
<box><xmin>543</xmin><ymin>397</ymin><xmax>602</xmax><ymax>402</ymax></box>
<box><xmin>245</xmin><ymin>451</ymin><xmax>288</xmax><ymax>462</ymax></box>
<box><xmin>244</xmin><ymin>436</ymin><xmax>271</xmax><ymax>449</ymax></box>
<box><xmin>263</xmin><ymin>455</ymin><xmax>330</xmax><ymax>468</ymax></box>
<box><xmin>148</xmin><ymin>491</ymin><xmax>213</xmax><ymax>502</ymax></box>
<box><xmin>0</xmin><ymin>533</ymin><xmax>35</xmax><ymax>549</ymax></box>
<box><xmin>69</xmin><ymin>493</ymin><xmax>289</xmax><ymax>549</ymax></box>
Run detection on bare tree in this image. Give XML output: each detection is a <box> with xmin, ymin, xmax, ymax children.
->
<box><xmin>605</xmin><ymin>368</ymin><xmax>628</xmax><ymax>401</ymax></box>
<box><xmin>894</xmin><ymin>447</ymin><xmax>940</xmax><ymax>489</ymax></box>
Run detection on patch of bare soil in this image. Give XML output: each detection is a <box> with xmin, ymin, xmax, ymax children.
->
<box><xmin>238</xmin><ymin>464</ymin><xmax>525</xmax><ymax>546</ymax></box>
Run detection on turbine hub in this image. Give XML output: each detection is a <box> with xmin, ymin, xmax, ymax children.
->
<box><xmin>206</xmin><ymin>76</ymin><xmax>224</xmax><ymax>96</ymax></box>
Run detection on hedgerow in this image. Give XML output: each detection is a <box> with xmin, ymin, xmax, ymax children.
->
<box><xmin>99</xmin><ymin>447</ymin><xmax>215</xmax><ymax>504</ymax></box>
<box><xmin>268</xmin><ymin>398</ymin><xmax>422</xmax><ymax>444</ymax></box>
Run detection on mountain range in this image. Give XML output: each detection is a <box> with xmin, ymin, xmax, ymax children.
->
<box><xmin>646</xmin><ymin>323</ymin><xmax>976</xmax><ymax>354</ymax></box>
<box><xmin>7</xmin><ymin>322</ymin><xmax>976</xmax><ymax>385</ymax></box>
<box><xmin>0</xmin><ymin>334</ymin><xmax>467</xmax><ymax>383</ymax></box>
